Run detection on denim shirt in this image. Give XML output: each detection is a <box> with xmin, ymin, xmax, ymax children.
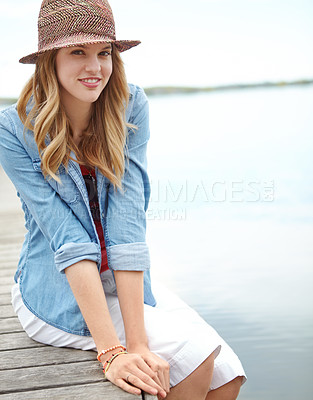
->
<box><xmin>0</xmin><ymin>84</ymin><xmax>156</xmax><ymax>336</ymax></box>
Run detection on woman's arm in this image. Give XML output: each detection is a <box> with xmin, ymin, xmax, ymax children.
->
<box><xmin>114</xmin><ymin>270</ymin><xmax>170</xmax><ymax>393</ymax></box>
<box><xmin>114</xmin><ymin>270</ymin><xmax>148</xmax><ymax>350</ymax></box>
<box><xmin>0</xmin><ymin>111</ymin><xmax>99</xmax><ymax>272</ymax></box>
<box><xmin>65</xmin><ymin>260</ymin><xmax>119</xmax><ymax>350</ymax></box>
<box><xmin>105</xmin><ymin>86</ymin><xmax>151</xmax><ymax>275</ymax></box>
<box><xmin>64</xmin><ymin>260</ymin><xmax>167</xmax><ymax>398</ymax></box>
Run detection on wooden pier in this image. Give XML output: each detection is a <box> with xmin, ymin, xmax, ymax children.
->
<box><xmin>0</xmin><ymin>168</ymin><xmax>157</xmax><ymax>399</ymax></box>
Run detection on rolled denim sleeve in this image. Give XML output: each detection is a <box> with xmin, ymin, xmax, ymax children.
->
<box><xmin>105</xmin><ymin>86</ymin><xmax>151</xmax><ymax>271</ymax></box>
<box><xmin>54</xmin><ymin>243</ymin><xmax>100</xmax><ymax>273</ymax></box>
<box><xmin>0</xmin><ymin>110</ymin><xmax>100</xmax><ymax>273</ymax></box>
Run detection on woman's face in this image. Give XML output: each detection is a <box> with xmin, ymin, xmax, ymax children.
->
<box><xmin>55</xmin><ymin>43</ymin><xmax>113</xmax><ymax>108</ymax></box>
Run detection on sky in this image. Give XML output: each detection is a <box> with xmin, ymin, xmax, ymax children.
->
<box><xmin>0</xmin><ymin>0</ymin><xmax>312</xmax><ymax>98</ymax></box>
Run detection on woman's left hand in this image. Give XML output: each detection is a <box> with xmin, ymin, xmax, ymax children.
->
<box><xmin>128</xmin><ymin>345</ymin><xmax>170</xmax><ymax>395</ymax></box>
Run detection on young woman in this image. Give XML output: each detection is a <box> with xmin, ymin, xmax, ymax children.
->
<box><xmin>0</xmin><ymin>1</ymin><xmax>246</xmax><ymax>398</ymax></box>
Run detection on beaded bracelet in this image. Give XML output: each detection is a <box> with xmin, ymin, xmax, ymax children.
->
<box><xmin>97</xmin><ymin>344</ymin><xmax>126</xmax><ymax>362</ymax></box>
<box><xmin>103</xmin><ymin>350</ymin><xmax>128</xmax><ymax>377</ymax></box>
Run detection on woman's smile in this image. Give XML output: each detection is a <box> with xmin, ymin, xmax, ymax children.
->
<box><xmin>79</xmin><ymin>77</ymin><xmax>102</xmax><ymax>88</ymax></box>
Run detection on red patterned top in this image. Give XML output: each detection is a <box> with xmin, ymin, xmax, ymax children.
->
<box><xmin>80</xmin><ymin>165</ymin><xmax>109</xmax><ymax>273</ymax></box>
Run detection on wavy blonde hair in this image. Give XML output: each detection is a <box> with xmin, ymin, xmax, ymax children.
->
<box><xmin>17</xmin><ymin>45</ymin><xmax>131</xmax><ymax>188</ymax></box>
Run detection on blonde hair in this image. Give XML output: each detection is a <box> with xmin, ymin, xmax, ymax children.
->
<box><xmin>17</xmin><ymin>45</ymin><xmax>131</xmax><ymax>188</ymax></box>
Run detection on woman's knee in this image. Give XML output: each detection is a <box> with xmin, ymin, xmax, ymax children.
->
<box><xmin>225</xmin><ymin>376</ymin><xmax>243</xmax><ymax>400</ymax></box>
<box><xmin>206</xmin><ymin>376</ymin><xmax>243</xmax><ymax>400</ymax></box>
<box><xmin>166</xmin><ymin>352</ymin><xmax>215</xmax><ymax>400</ymax></box>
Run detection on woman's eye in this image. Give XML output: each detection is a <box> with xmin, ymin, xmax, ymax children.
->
<box><xmin>99</xmin><ymin>50</ymin><xmax>111</xmax><ymax>56</ymax></box>
<box><xmin>71</xmin><ymin>50</ymin><xmax>84</xmax><ymax>55</ymax></box>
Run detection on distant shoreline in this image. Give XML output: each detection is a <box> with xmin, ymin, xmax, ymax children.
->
<box><xmin>144</xmin><ymin>79</ymin><xmax>313</xmax><ymax>96</ymax></box>
<box><xmin>1</xmin><ymin>79</ymin><xmax>312</xmax><ymax>104</ymax></box>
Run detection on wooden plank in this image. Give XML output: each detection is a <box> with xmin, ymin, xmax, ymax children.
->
<box><xmin>0</xmin><ymin>228</ymin><xmax>24</xmax><ymax>235</ymax></box>
<box><xmin>0</xmin><ymin>332</ymin><xmax>45</xmax><ymax>351</ymax></box>
<box><xmin>0</xmin><ymin>361</ymin><xmax>108</xmax><ymax>393</ymax></box>
<box><xmin>0</xmin><ymin>237</ymin><xmax>24</xmax><ymax>245</ymax></box>
<box><xmin>0</xmin><ymin>261</ymin><xmax>17</xmax><ymax>267</ymax></box>
<box><xmin>0</xmin><ymin>281</ymin><xmax>14</xmax><ymax>295</ymax></box>
<box><xmin>0</xmin><ymin>258</ymin><xmax>17</xmax><ymax>263</ymax></box>
<box><xmin>0</xmin><ymin>305</ymin><xmax>15</xmax><ymax>318</ymax></box>
<box><xmin>0</xmin><ymin>262</ymin><xmax>17</xmax><ymax>268</ymax></box>
<box><xmin>0</xmin><ymin>270</ymin><xmax>16</xmax><ymax>278</ymax></box>
<box><xmin>0</xmin><ymin>221</ymin><xmax>24</xmax><ymax>229</ymax></box>
<box><xmin>0</xmin><ymin>260</ymin><xmax>19</xmax><ymax>266</ymax></box>
<box><xmin>0</xmin><ymin>282</ymin><xmax>13</xmax><ymax>288</ymax></box>
<box><xmin>0</xmin><ymin>277</ymin><xmax>14</xmax><ymax>286</ymax></box>
<box><xmin>0</xmin><ymin>257</ymin><xmax>19</xmax><ymax>264</ymax></box>
<box><xmin>0</xmin><ymin>254</ymin><xmax>20</xmax><ymax>261</ymax></box>
<box><xmin>0</xmin><ymin>234</ymin><xmax>23</xmax><ymax>240</ymax></box>
<box><xmin>0</xmin><ymin>253</ymin><xmax>21</xmax><ymax>260</ymax></box>
<box><xmin>0</xmin><ymin>252</ymin><xmax>18</xmax><ymax>257</ymax></box>
<box><xmin>0</xmin><ymin>245</ymin><xmax>20</xmax><ymax>252</ymax></box>
<box><xmin>0</xmin><ymin>212</ymin><xmax>24</xmax><ymax>220</ymax></box>
<box><xmin>0</xmin><ymin>381</ymin><xmax>155</xmax><ymax>399</ymax></box>
<box><xmin>0</xmin><ymin>346</ymin><xmax>96</xmax><ymax>370</ymax></box>
<box><xmin>0</xmin><ymin>241</ymin><xmax>23</xmax><ymax>248</ymax></box>
<box><xmin>0</xmin><ymin>238</ymin><xmax>23</xmax><ymax>246</ymax></box>
<box><xmin>0</xmin><ymin>318</ymin><xmax>23</xmax><ymax>334</ymax></box>
<box><xmin>0</xmin><ymin>245</ymin><xmax>22</xmax><ymax>255</ymax></box>
<box><xmin>0</xmin><ymin>294</ymin><xmax>11</xmax><ymax>306</ymax></box>
<box><xmin>0</xmin><ymin>286</ymin><xmax>13</xmax><ymax>295</ymax></box>
<box><xmin>0</xmin><ymin>222</ymin><xmax>23</xmax><ymax>228</ymax></box>
<box><xmin>0</xmin><ymin>257</ymin><xmax>18</xmax><ymax>263</ymax></box>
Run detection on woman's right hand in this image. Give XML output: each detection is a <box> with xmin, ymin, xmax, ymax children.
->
<box><xmin>103</xmin><ymin>352</ymin><xmax>167</xmax><ymax>398</ymax></box>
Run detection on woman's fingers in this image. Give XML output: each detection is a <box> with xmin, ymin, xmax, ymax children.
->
<box><xmin>158</xmin><ymin>368</ymin><xmax>169</xmax><ymax>394</ymax></box>
<box><xmin>131</xmin><ymin>366</ymin><xmax>167</xmax><ymax>398</ymax></box>
<box><xmin>135</xmin><ymin>356</ymin><xmax>165</xmax><ymax>386</ymax></box>
<box><xmin>124</xmin><ymin>371</ymin><xmax>162</xmax><ymax>397</ymax></box>
<box><xmin>160</xmin><ymin>361</ymin><xmax>170</xmax><ymax>393</ymax></box>
<box><xmin>114</xmin><ymin>378</ymin><xmax>142</xmax><ymax>396</ymax></box>
<box><xmin>105</xmin><ymin>353</ymin><xmax>167</xmax><ymax>398</ymax></box>
<box><xmin>107</xmin><ymin>370</ymin><xmax>164</xmax><ymax>398</ymax></box>
<box><xmin>142</xmin><ymin>353</ymin><xmax>170</xmax><ymax>393</ymax></box>
<box><xmin>147</xmin><ymin>362</ymin><xmax>167</xmax><ymax>393</ymax></box>
<box><xmin>151</xmin><ymin>371</ymin><xmax>165</xmax><ymax>393</ymax></box>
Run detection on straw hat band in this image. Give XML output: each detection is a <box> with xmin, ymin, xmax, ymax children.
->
<box><xmin>19</xmin><ymin>0</ymin><xmax>141</xmax><ymax>64</ymax></box>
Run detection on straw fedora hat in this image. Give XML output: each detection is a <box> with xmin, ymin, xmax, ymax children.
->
<box><xmin>19</xmin><ymin>0</ymin><xmax>141</xmax><ymax>64</ymax></box>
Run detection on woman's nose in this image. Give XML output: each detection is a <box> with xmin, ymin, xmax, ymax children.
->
<box><xmin>85</xmin><ymin>56</ymin><xmax>101</xmax><ymax>73</ymax></box>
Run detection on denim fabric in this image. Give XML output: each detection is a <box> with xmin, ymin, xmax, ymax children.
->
<box><xmin>0</xmin><ymin>84</ymin><xmax>156</xmax><ymax>335</ymax></box>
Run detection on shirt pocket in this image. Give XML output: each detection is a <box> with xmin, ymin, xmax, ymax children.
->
<box><xmin>32</xmin><ymin>160</ymin><xmax>79</xmax><ymax>204</ymax></box>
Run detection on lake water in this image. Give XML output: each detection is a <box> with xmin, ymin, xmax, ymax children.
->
<box><xmin>1</xmin><ymin>85</ymin><xmax>312</xmax><ymax>399</ymax></box>
<box><xmin>146</xmin><ymin>85</ymin><xmax>313</xmax><ymax>400</ymax></box>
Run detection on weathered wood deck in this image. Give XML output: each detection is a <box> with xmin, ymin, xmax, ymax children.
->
<box><xmin>0</xmin><ymin>168</ymin><xmax>157</xmax><ymax>399</ymax></box>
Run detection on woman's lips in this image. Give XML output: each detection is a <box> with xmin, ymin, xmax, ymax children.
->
<box><xmin>79</xmin><ymin>78</ymin><xmax>101</xmax><ymax>88</ymax></box>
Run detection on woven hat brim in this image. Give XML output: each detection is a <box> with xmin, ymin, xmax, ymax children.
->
<box><xmin>19</xmin><ymin>39</ymin><xmax>141</xmax><ymax>64</ymax></box>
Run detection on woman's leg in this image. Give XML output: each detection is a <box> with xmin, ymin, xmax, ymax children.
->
<box><xmin>206</xmin><ymin>376</ymin><xmax>243</xmax><ymax>400</ymax></box>
<box><xmin>164</xmin><ymin>352</ymin><xmax>215</xmax><ymax>400</ymax></box>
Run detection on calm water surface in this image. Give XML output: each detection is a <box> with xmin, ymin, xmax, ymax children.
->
<box><xmin>146</xmin><ymin>86</ymin><xmax>313</xmax><ymax>400</ymax></box>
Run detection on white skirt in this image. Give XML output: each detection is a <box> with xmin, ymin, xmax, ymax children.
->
<box><xmin>11</xmin><ymin>271</ymin><xmax>247</xmax><ymax>390</ymax></box>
